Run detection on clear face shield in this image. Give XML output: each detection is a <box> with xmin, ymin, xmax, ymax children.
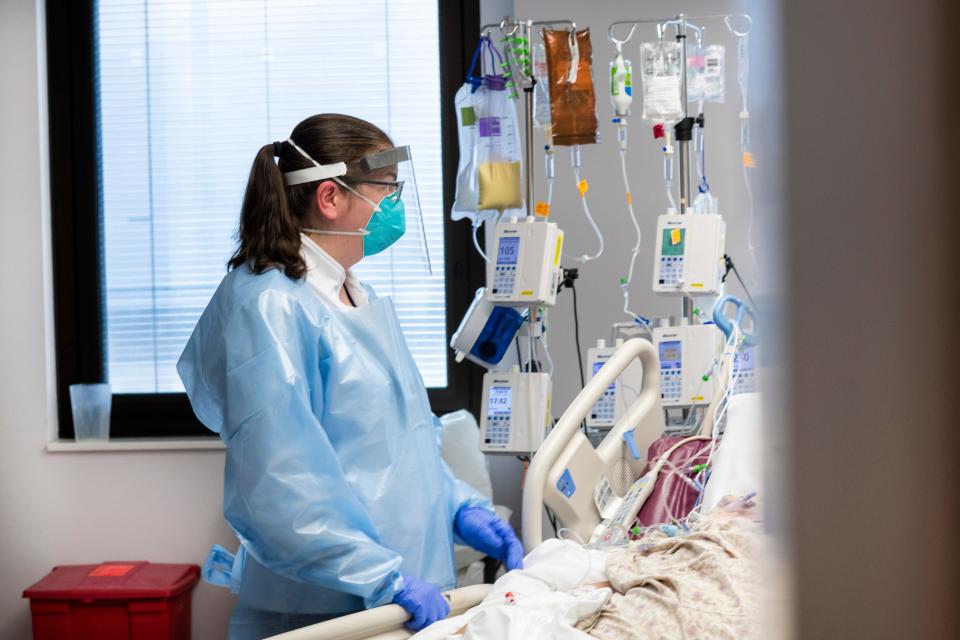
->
<box><xmin>355</xmin><ymin>146</ymin><xmax>433</xmax><ymax>275</ymax></box>
<box><xmin>283</xmin><ymin>141</ymin><xmax>433</xmax><ymax>275</ymax></box>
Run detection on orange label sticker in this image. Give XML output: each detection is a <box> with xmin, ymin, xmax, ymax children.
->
<box><xmin>670</xmin><ymin>228</ymin><xmax>682</xmax><ymax>245</ymax></box>
<box><xmin>577</xmin><ymin>180</ymin><xmax>589</xmax><ymax>197</ymax></box>
<box><xmin>534</xmin><ymin>201</ymin><xmax>550</xmax><ymax>217</ymax></box>
<box><xmin>626</xmin><ymin>192</ymin><xmax>632</xmax><ymax>205</ymax></box>
<box><xmin>743</xmin><ymin>151</ymin><xmax>757</xmax><ymax>168</ymax></box>
<box><xmin>89</xmin><ymin>564</ymin><xmax>135</xmax><ymax>577</ymax></box>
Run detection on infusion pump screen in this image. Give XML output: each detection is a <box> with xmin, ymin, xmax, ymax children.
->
<box><xmin>734</xmin><ymin>347</ymin><xmax>755</xmax><ymax>372</ymax></box>
<box><xmin>592</xmin><ymin>361</ymin><xmax>616</xmax><ymax>391</ymax></box>
<box><xmin>488</xmin><ymin>386</ymin><xmax>513</xmax><ymax>415</ymax></box>
<box><xmin>497</xmin><ymin>237</ymin><xmax>520</xmax><ymax>265</ymax></box>
<box><xmin>659</xmin><ymin>341</ymin><xmax>682</xmax><ymax>369</ymax></box>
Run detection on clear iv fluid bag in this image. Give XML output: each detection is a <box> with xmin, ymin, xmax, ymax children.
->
<box><xmin>533</xmin><ymin>42</ymin><xmax>551</xmax><ymax>128</ymax></box>
<box><xmin>687</xmin><ymin>44</ymin><xmax>726</xmax><ymax>104</ymax></box>
<box><xmin>640</xmin><ymin>41</ymin><xmax>683</xmax><ymax>125</ymax></box>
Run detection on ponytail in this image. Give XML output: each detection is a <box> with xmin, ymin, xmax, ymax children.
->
<box><xmin>228</xmin><ymin>143</ymin><xmax>306</xmax><ymax>279</ymax></box>
<box><xmin>228</xmin><ymin>114</ymin><xmax>393</xmax><ymax>279</ymax></box>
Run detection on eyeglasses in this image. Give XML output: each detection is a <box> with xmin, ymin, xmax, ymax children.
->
<box><xmin>342</xmin><ymin>179</ymin><xmax>404</xmax><ymax>203</ymax></box>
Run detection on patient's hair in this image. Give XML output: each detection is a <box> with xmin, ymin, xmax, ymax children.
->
<box><xmin>228</xmin><ymin>114</ymin><xmax>392</xmax><ymax>279</ymax></box>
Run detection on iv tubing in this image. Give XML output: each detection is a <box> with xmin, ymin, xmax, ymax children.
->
<box><xmin>618</xmin><ymin>146</ymin><xmax>645</xmax><ymax>323</ymax></box>
<box><xmin>472</xmin><ymin>221</ymin><xmax>490</xmax><ymax>262</ymax></box>
<box><xmin>571</xmin><ymin>146</ymin><xmax>603</xmax><ymax>262</ymax></box>
<box><xmin>663</xmin><ymin>148</ymin><xmax>678</xmax><ymax>212</ymax></box>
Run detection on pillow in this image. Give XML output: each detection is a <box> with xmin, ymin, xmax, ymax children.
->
<box><xmin>440</xmin><ymin>410</ymin><xmax>494</xmax><ymax>501</ymax></box>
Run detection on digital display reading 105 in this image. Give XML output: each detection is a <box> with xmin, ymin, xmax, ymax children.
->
<box><xmin>497</xmin><ymin>236</ymin><xmax>520</xmax><ymax>265</ymax></box>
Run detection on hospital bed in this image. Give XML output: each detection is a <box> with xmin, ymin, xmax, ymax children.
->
<box><xmin>266</xmin><ymin>338</ymin><xmax>717</xmax><ymax>640</ymax></box>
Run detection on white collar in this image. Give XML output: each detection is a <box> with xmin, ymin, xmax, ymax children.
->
<box><xmin>299</xmin><ymin>233</ymin><xmax>368</xmax><ymax>308</ymax></box>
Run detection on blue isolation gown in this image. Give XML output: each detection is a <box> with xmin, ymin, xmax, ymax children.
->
<box><xmin>177</xmin><ymin>236</ymin><xmax>488</xmax><ymax>635</ymax></box>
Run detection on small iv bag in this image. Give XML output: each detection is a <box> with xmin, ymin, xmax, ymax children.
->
<box><xmin>687</xmin><ymin>44</ymin><xmax>726</xmax><ymax>104</ymax></box>
<box><xmin>610</xmin><ymin>52</ymin><xmax>633</xmax><ymax>118</ymax></box>
<box><xmin>640</xmin><ymin>41</ymin><xmax>683</xmax><ymax>125</ymax></box>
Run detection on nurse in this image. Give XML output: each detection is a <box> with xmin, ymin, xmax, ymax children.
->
<box><xmin>178</xmin><ymin>114</ymin><xmax>523</xmax><ymax>639</ymax></box>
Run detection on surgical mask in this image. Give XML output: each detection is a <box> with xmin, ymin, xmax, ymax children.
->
<box><xmin>303</xmin><ymin>178</ymin><xmax>406</xmax><ymax>257</ymax></box>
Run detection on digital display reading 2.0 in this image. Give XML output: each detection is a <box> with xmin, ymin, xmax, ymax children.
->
<box><xmin>488</xmin><ymin>386</ymin><xmax>513</xmax><ymax>415</ymax></box>
<box><xmin>734</xmin><ymin>346</ymin><xmax>755</xmax><ymax>372</ymax></box>
<box><xmin>497</xmin><ymin>236</ymin><xmax>520</xmax><ymax>265</ymax></box>
<box><xmin>659</xmin><ymin>340</ymin><xmax>682</xmax><ymax>369</ymax></box>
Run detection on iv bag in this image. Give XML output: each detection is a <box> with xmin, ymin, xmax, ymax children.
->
<box><xmin>687</xmin><ymin>44</ymin><xmax>726</xmax><ymax>104</ymax></box>
<box><xmin>640</xmin><ymin>41</ymin><xmax>683</xmax><ymax>125</ymax></box>
<box><xmin>532</xmin><ymin>41</ymin><xmax>552</xmax><ymax>128</ymax></box>
<box><xmin>544</xmin><ymin>28</ymin><xmax>599</xmax><ymax>146</ymax></box>
<box><xmin>452</xmin><ymin>37</ymin><xmax>524</xmax><ymax>220</ymax></box>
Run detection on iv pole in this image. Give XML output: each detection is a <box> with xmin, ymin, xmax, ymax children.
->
<box><xmin>608</xmin><ymin>12</ymin><xmax>751</xmax><ymax>323</ymax></box>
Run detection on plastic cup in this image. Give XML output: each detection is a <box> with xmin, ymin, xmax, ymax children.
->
<box><xmin>69</xmin><ymin>383</ymin><xmax>112</xmax><ymax>441</ymax></box>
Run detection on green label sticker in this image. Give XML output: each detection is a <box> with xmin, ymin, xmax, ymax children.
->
<box><xmin>461</xmin><ymin>106</ymin><xmax>477</xmax><ymax>126</ymax></box>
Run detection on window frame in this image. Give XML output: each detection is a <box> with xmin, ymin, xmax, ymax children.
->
<box><xmin>47</xmin><ymin>0</ymin><xmax>486</xmax><ymax>439</ymax></box>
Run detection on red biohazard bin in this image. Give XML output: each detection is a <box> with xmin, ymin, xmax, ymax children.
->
<box><xmin>22</xmin><ymin>562</ymin><xmax>200</xmax><ymax>640</ymax></box>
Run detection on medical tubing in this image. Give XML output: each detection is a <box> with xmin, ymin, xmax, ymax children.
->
<box><xmin>681</xmin><ymin>328</ymin><xmax>739</xmax><ymax>432</ymax></box>
<box><xmin>472</xmin><ymin>221</ymin><xmax>490</xmax><ymax>262</ymax></box>
<box><xmin>663</xmin><ymin>151</ymin><xmax>678</xmax><ymax>212</ymax></box>
<box><xmin>539</xmin><ymin>333</ymin><xmax>555</xmax><ymax>378</ymax></box>
<box><xmin>618</xmin><ymin>147</ymin><xmax>644</xmax><ymax>323</ymax></box>
<box><xmin>572</xmin><ymin>168</ymin><xmax>604</xmax><ymax>262</ymax></box>
<box><xmin>695</xmin><ymin>106</ymin><xmax>709</xmax><ymax>194</ymax></box>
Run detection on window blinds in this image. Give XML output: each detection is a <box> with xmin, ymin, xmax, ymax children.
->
<box><xmin>94</xmin><ymin>0</ymin><xmax>447</xmax><ymax>393</ymax></box>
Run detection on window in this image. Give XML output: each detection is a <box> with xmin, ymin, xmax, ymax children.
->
<box><xmin>48</xmin><ymin>0</ymin><xmax>484</xmax><ymax>438</ymax></box>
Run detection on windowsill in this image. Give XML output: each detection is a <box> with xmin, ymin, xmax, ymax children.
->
<box><xmin>46</xmin><ymin>437</ymin><xmax>225</xmax><ymax>453</ymax></box>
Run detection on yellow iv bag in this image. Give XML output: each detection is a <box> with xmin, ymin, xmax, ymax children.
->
<box><xmin>477</xmin><ymin>161</ymin><xmax>523</xmax><ymax>211</ymax></box>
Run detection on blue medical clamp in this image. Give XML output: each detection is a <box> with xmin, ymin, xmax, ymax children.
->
<box><xmin>622</xmin><ymin>428</ymin><xmax>642</xmax><ymax>461</ymax></box>
<box><xmin>711</xmin><ymin>295</ymin><xmax>758</xmax><ymax>347</ymax></box>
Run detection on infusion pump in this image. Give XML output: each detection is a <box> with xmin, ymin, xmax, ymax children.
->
<box><xmin>479</xmin><ymin>370</ymin><xmax>552</xmax><ymax>454</ymax></box>
<box><xmin>652</xmin><ymin>213</ymin><xmax>726</xmax><ymax>295</ymax></box>
<box><xmin>652</xmin><ymin>323</ymin><xmax>723</xmax><ymax>407</ymax></box>
<box><xmin>732</xmin><ymin>343</ymin><xmax>758</xmax><ymax>395</ymax></box>
<box><xmin>585</xmin><ymin>339</ymin><xmax>644</xmax><ymax>429</ymax></box>
<box><xmin>486</xmin><ymin>217</ymin><xmax>564</xmax><ymax>307</ymax></box>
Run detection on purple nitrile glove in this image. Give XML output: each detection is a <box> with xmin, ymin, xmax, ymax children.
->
<box><xmin>391</xmin><ymin>574</ymin><xmax>450</xmax><ymax>631</ymax></box>
<box><xmin>454</xmin><ymin>506</ymin><xmax>525</xmax><ymax>571</ymax></box>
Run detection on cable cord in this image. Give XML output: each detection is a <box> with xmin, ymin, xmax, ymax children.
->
<box><xmin>571</xmin><ymin>284</ymin><xmax>586</xmax><ymax>390</ymax></box>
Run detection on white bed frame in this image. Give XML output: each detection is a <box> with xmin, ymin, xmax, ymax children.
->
<box><xmin>267</xmin><ymin>338</ymin><xmax>665</xmax><ymax>640</ymax></box>
<box><xmin>521</xmin><ymin>338</ymin><xmax>664</xmax><ymax>547</ymax></box>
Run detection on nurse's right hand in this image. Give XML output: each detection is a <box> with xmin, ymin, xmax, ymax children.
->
<box><xmin>392</xmin><ymin>574</ymin><xmax>451</xmax><ymax>631</ymax></box>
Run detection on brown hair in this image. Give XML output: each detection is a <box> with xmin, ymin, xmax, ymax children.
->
<box><xmin>228</xmin><ymin>113</ymin><xmax>392</xmax><ymax>279</ymax></box>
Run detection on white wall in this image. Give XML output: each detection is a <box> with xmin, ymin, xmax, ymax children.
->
<box><xmin>0</xmin><ymin>1</ymin><xmax>236</xmax><ymax>637</ymax></box>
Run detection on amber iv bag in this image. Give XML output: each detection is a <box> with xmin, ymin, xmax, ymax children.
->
<box><xmin>543</xmin><ymin>28</ymin><xmax>599</xmax><ymax>147</ymax></box>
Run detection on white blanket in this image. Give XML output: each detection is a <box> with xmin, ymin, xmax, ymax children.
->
<box><xmin>412</xmin><ymin>539</ymin><xmax>612</xmax><ymax>640</ymax></box>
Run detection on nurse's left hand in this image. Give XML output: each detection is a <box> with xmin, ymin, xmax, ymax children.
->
<box><xmin>454</xmin><ymin>506</ymin><xmax>525</xmax><ymax>571</ymax></box>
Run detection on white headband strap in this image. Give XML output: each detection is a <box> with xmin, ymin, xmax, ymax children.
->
<box><xmin>283</xmin><ymin>137</ymin><xmax>347</xmax><ymax>186</ymax></box>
